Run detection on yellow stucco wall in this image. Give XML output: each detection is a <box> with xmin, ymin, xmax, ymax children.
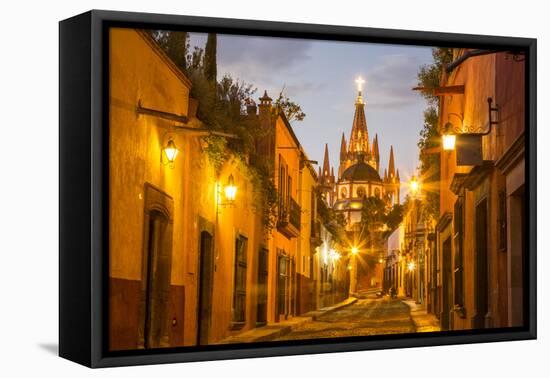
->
<box><xmin>109</xmin><ymin>28</ymin><xmax>191</xmax><ymax>284</ymax></box>
<box><xmin>109</xmin><ymin>28</ymin><xmax>264</xmax><ymax>347</ymax></box>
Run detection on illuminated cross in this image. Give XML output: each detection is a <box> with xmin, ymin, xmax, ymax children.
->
<box><xmin>355</xmin><ymin>76</ymin><xmax>365</xmax><ymax>92</ymax></box>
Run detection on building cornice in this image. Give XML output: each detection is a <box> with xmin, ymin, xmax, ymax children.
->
<box><xmin>436</xmin><ymin>211</ymin><xmax>453</xmax><ymax>232</ymax></box>
<box><xmin>463</xmin><ymin>161</ymin><xmax>494</xmax><ymax>190</ymax></box>
<box><xmin>495</xmin><ymin>132</ymin><xmax>525</xmax><ymax>175</ymax></box>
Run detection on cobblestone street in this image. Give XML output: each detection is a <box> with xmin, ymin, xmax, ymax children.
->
<box><xmin>275</xmin><ymin>295</ymin><xmax>415</xmax><ymax>341</ymax></box>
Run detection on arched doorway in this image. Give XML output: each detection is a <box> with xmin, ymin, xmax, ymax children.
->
<box><xmin>138</xmin><ymin>184</ymin><xmax>174</xmax><ymax>349</ymax></box>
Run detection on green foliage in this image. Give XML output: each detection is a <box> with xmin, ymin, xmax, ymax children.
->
<box><xmin>316</xmin><ymin>190</ymin><xmax>346</xmax><ymax>244</ymax></box>
<box><xmin>385</xmin><ymin>203</ymin><xmax>404</xmax><ymax>232</ymax></box>
<box><xmin>273</xmin><ymin>91</ymin><xmax>306</xmax><ymax>124</ymax></box>
<box><xmin>152</xmin><ymin>31</ymin><xmax>308</xmax><ymax>232</ymax></box>
<box><xmin>150</xmin><ymin>30</ymin><xmax>189</xmax><ymax>73</ymax></box>
<box><xmin>360</xmin><ymin>196</ymin><xmax>387</xmax><ymax>229</ymax></box>
<box><xmin>417</xmin><ymin>107</ymin><xmax>440</xmax><ymax>222</ymax></box>
<box><xmin>415</xmin><ymin>48</ymin><xmax>452</xmax><ymax>223</ymax></box>
<box><xmin>204</xmin><ymin>33</ymin><xmax>217</xmax><ymax>82</ymax></box>
<box><xmin>245</xmin><ymin>157</ymin><xmax>278</xmax><ymax>233</ymax></box>
<box><xmin>417</xmin><ymin>48</ymin><xmax>454</xmax><ymax>106</ymax></box>
<box><xmin>202</xmin><ymin>135</ymin><xmax>227</xmax><ymax>173</ymax></box>
<box><xmin>359</xmin><ymin>197</ymin><xmax>404</xmax><ymax>241</ymax></box>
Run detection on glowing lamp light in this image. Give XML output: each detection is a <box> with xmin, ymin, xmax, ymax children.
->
<box><xmin>163</xmin><ymin>139</ymin><xmax>179</xmax><ymax>163</ymax></box>
<box><xmin>407</xmin><ymin>261</ymin><xmax>416</xmax><ymax>272</ymax></box>
<box><xmin>379</xmin><ymin>258</ymin><xmax>384</xmax><ymax>264</ymax></box>
<box><xmin>329</xmin><ymin>249</ymin><xmax>340</xmax><ymax>262</ymax></box>
<box><xmin>351</xmin><ymin>246</ymin><xmax>359</xmax><ymax>255</ymax></box>
<box><xmin>442</xmin><ymin>134</ymin><xmax>456</xmax><ymax>151</ymax></box>
<box><xmin>410</xmin><ymin>176</ymin><xmax>420</xmax><ymax>195</ymax></box>
<box><xmin>224</xmin><ymin>174</ymin><xmax>237</xmax><ymax>202</ymax></box>
<box><xmin>442</xmin><ymin>122</ymin><xmax>457</xmax><ymax>151</ymax></box>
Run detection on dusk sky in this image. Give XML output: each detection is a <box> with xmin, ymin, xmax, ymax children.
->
<box><xmin>190</xmin><ymin>33</ymin><xmax>435</xmax><ymax>199</ymax></box>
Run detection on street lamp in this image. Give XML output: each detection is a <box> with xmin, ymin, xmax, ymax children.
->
<box><xmin>224</xmin><ymin>174</ymin><xmax>237</xmax><ymax>203</ymax></box>
<box><xmin>407</xmin><ymin>261</ymin><xmax>416</xmax><ymax>272</ymax></box>
<box><xmin>441</xmin><ymin>98</ymin><xmax>499</xmax><ymax>153</ymax></box>
<box><xmin>442</xmin><ymin>123</ymin><xmax>456</xmax><ymax>151</ymax></box>
<box><xmin>162</xmin><ymin>138</ymin><xmax>179</xmax><ymax>167</ymax></box>
<box><xmin>351</xmin><ymin>246</ymin><xmax>359</xmax><ymax>255</ymax></box>
<box><xmin>409</xmin><ymin>176</ymin><xmax>420</xmax><ymax>196</ymax></box>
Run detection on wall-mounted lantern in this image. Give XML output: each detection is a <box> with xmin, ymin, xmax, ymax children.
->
<box><xmin>441</xmin><ymin>97</ymin><xmax>499</xmax><ymax>166</ymax></box>
<box><xmin>224</xmin><ymin>174</ymin><xmax>237</xmax><ymax>203</ymax></box>
<box><xmin>407</xmin><ymin>261</ymin><xmax>416</xmax><ymax>272</ymax></box>
<box><xmin>163</xmin><ymin>139</ymin><xmax>179</xmax><ymax>162</ymax></box>
<box><xmin>161</xmin><ymin>134</ymin><xmax>179</xmax><ymax>168</ymax></box>
<box><xmin>442</xmin><ymin>124</ymin><xmax>457</xmax><ymax>151</ymax></box>
<box><xmin>217</xmin><ymin>173</ymin><xmax>238</xmax><ymax>211</ymax></box>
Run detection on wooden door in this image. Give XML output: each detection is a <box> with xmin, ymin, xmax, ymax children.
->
<box><xmin>441</xmin><ymin>237</ymin><xmax>453</xmax><ymax>330</ymax></box>
<box><xmin>474</xmin><ymin>199</ymin><xmax>489</xmax><ymax>329</ymax></box>
<box><xmin>197</xmin><ymin>231</ymin><xmax>214</xmax><ymax>345</ymax></box>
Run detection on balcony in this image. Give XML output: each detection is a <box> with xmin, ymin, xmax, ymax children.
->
<box><xmin>277</xmin><ymin>198</ymin><xmax>301</xmax><ymax>238</ymax></box>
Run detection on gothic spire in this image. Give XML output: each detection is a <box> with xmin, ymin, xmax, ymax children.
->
<box><xmin>340</xmin><ymin>132</ymin><xmax>347</xmax><ymax>161</ymax></box>
<box><xmin>373</xmin><ymin>134</ymin><xmax>379</xmax><ymax>160</ymax></box>
<box><xmin>349</xmin><ymin>79</ymin><xmax>370</xmax><ymax>155</ymax></box>
<box><xmin>396</xmin><ymin>169</ymin><xmax>400</xmax><ymax>181</ymax></box>
<box><xmin>388</xmin><ymin>145</ymin><xmax>395</xmax><ymax>179</ymax></box>
<box><xmin>322</xmin><ymin>143</ymin><xmax>331</xmax><ymax>177</ymax></box>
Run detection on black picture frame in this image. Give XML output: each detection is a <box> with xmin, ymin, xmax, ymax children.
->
<box><xmin>59</xmin><ymin>9</ymin><xmax>537</xmax><ymax>368</ymax></box>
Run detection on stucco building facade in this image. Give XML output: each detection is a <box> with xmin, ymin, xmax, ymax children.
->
<box><xmin>432</xmin><ymin>49</ymin><xmax>525</xmax><ymax>331</ymax></box>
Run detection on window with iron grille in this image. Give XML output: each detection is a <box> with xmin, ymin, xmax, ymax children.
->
<box><xmin>233</xmin><ymin>235</ymin><xmax>248</xmax><ymax>323</ymax></box>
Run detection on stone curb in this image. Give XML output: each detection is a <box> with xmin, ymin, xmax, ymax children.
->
<box><xmin>402</xmin><ymin>299</ymin><xmax>441</xmax><ymax>332</ymax></box>
<box><xmin>220</xmin><ymin>297</ymin><xmax>358</xmax><ymax>344</ymax></box>
<box><xmin>303</xmin><ymin>297</ymin><xmax>359</xmax><ymax>321</ymax></box>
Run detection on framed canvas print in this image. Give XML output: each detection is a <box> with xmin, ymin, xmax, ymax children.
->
<box><xmin>59</xmin><ymin>10</ymin><xmax>537</xmax><ymax>368</ymax></box>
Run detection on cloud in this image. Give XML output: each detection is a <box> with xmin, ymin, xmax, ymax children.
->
<box><xmin>364</xmin><ymin>54</ymin><xmax>423</xmax><ymax>109</ymax></box>
<box><xmin>216</xmin><ymin>34</ymin><xmax>313</xmax><ymax>85</ymax></box>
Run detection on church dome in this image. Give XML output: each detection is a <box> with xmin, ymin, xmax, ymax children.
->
<box><xmin>341</xmin><ymin>161</ymin><xmax>382</xmax><ymax>182</ymax></box>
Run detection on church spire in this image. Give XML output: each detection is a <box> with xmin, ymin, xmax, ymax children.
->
<box><xmin>373</xmin><ymin>134</ymin><xmax>379</xmax><ymax>159</ymax></box>
<box><xmin>388</xmin><ymin>145</ymin><xmax>395</xmax><ymax>179</ymax></box>
<box><xmin>322</xmin><ymin>143</ymin><xmax>331</xmax><ymax>177</ymax></box>
<box><xmin>349</xmin><ymin>77</ymin><xmax>370</xmax><ymax>156</ymax></box>
<box><xmin>340</xmin><ymin>132</ymin><xmax>347</xmax><ymax>161</ymax></box>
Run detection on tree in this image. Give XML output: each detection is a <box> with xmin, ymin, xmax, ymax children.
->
<box><xmin>203</xmin><ymin>33</ymin><xmax>217</xmax><ymax>83</ymax></box>
<box><xmin>417</xmin><ymin>48</ymin><xmax>453</xmax><ymax>106</ymax></box>
<box><xmin>150</xmin><ymin>30</ymin><xmax>189</xmax><ymax>73</ymax></box>
<box><xmin>360</xmin><ymin>196</ymin><xmax>387</xmax><ymax>231</ymax></box>
<box><xmin>385</xmin><ymin>204</ymin><xmax>404</xmax><ymax>232</ymax></box>
<box><xmin>273</xmin><ymin>91</ymin><xmax>306</xmax><ymax>124</ymax></box>
<box><xmin>415</xmin><ymin>48</ymin><xmax>453</xmax><ymax>222</ymax></box>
